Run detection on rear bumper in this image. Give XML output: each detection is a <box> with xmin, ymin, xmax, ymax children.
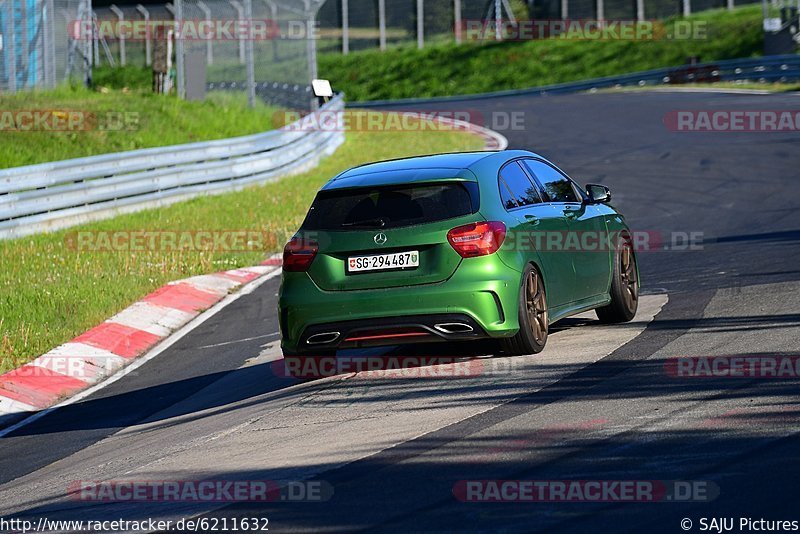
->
<box><xmin>278</xmin><ymin>255</ymin><xmax>523</xmax><ymax>353</ymax></box>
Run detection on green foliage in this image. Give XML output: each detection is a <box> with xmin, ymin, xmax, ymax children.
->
<box><xmin>319</xmin><ymin>6</ymin><xmax>767</xmax><ymax>101</ymax></box>
<box><xmin>0</xmin><ymin>86</ymin><xmax>278</xmax><ymax>168</ymax></box>
<box><xmin>0</xmin><ymin>125</ymin><xmax>483</xmax><ymax>372</ymax></box>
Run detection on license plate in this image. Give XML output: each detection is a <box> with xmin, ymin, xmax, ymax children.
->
<box><xmin>347</xmin><ymin>250</ymin><xmax>419</xmax><ymax>273</ymax></box>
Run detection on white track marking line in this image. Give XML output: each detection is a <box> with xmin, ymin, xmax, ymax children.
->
<box><xmin>0</xmin><ymin>267</ymin><xmax>282</xmax><ymax>439</ymax></box>
<box><xmin>195</xmin><ymin>332</ymin><xmax>280</xmax><ymax>350</ymax></box>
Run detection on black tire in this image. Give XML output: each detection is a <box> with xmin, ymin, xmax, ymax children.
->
<box><xmin>596</xmin><ymin>237</ymin><xmax>639</xmax><ymax>323</ymax></box>
<box><xmin>500</xmin><ymin>264</ymin><xmax>548</xmax><ymax>355</ymax></box>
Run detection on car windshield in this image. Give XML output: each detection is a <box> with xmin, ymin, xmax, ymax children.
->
<box><xmin>301</xmin><ymin>181</ymin><xmax>479</xmax><ymax>230</ymax></box>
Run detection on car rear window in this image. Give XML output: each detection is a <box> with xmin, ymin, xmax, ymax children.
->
<box><xmin>301</xmin><ymin>181</ymin><xmax>480</xmax><ymax>230</ymax></box>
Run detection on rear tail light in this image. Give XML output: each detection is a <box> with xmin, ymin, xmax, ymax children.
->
<box><xmin>283</xmin><ymin>236</ymin><xmax>319</xmax><ymax>272</ymax></box>
<box><xmin>447</xmin><ymin>221</ymin><xmax>506</xmax><ymax>258</ymax></box>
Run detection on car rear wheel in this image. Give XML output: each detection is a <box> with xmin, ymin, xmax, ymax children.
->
<box><xmin>501</xmin><ymin>264</ymin><xmax>548</xmax><ymax>355</ymax></box>
<box><xmin>596</xmin><ymin>238</ymin><xmax>639</xmax><ymax>323</ymax></box>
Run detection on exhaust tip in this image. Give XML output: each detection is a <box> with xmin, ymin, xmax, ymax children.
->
<box><xmin>306</xmin><ymin>331</ymin><xmax>341</xmax><ymax>345</ymax></box>
<box><xmin>433</xmin><ymin>322</ymin><xmax>474</xmax><ymax>335</ymax></box>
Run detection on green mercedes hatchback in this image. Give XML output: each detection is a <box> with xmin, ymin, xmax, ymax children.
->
<box><xmin>278</xmin><ymin>150</ymin><xmax>639</xmax><ymax>356</ymax></box>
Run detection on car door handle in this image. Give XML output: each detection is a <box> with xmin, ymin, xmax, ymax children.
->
<box><xmin>524</xmin><ymin>214</ymin><xmax>539</xmax><ymax>225</ymax></box>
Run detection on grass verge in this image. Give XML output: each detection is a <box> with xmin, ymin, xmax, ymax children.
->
<box><xmin>0</xmin><ymin>124</ymin><xmax>484</xmax><ymax>373</ymax></box>
<box><xmin>0</xmin><ymin>86</ymin><xmax>279</xmax><ymax>168</ymax></box>
<box><xmin>319</xmin><ymin>6</ymin><xmax>767</xmax><ymax>101</ymax></box>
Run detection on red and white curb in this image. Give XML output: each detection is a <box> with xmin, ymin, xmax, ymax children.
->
<box><xmin>0</xmin><ymin>256</ymin><xmax>283</xmax><ymax>427</ymax></box>
<box><xmin>0</xmin><ymin>119</ymin><xmax>502</xmax><ymax>430</ymax></box>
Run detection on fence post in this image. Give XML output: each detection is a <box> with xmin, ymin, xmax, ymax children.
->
<box><xmin>727</xmin><ymin>0</ymin><xmax>734</xmax><ymax>10</ymax></box>
<box><xmin>109</xmin><ymin>4</ymin><xmax>126</xmax><ymax>65</ymax></box>
<box><xmin>175</xmin><ymin>0</ymin><xmax>185</xmax><ymax>98</ymax></box>
<box><xmin>80</xmin><ymin>0</ymin><xmax>92</xmax><ymax>86</ymax></box>
<box><xmin>263</xmin><ymin>0</ymin><xmax>278</xmax><ymax>61</ymax></box>
<box><xmin>596</xmin><ymin>0</ymin><xmax>604</xmax><ymax>20</ymax></box>
<box><xmin>636</xmin><ymin>0</ymin><xmax>644</xmax><ymax>20</ymax></box>
<box><xmin>378</xmin><ymin>0</ymin><xmax>387</xmax><ymax>50</ymax></box>
<box><xmin>494</xmin><ymin>0</ymin><xmax>500</xmax><ymax>38</ymax></box>
<box><xmin>417</xmin><ymin>0</ymin><xmax>424</xmax><ymax>48</ymax></box>
<box><xmin>20</xmin><ymin>0</ymin><xmax>28</xmax><ymax>88</ymax></box>
<box><xmin>196</xmin><ymin>1</ymin><xmax>212</xmax><ymax>65</ymax></box>
<box><xmin>561</xmin><ymin>0</ymin><xmax>568</xmax><ymax>18</ymax></box>
<box><xmin>454</xmin><ymin>0</ymin><xmax>461</xmax><ymax>43</ymax></box>
<box><xmin>136</xmin><ymin>4</ymin><xmax>152</xmax><ymax>66</ymax></box>
<box><xmin>305</xmin><ymin>0</ymin><xmax>318</xmax><ymax>109</ymax></box>
<box><xmin>92</xmin><ymin>10</ymin><xmax>100</xmax><ymax>65</ymax></box>
<box><xmin>244</xmin><ymin>0</ymin><xmax>255</xmax><ymax>107</ymax></box>
<box><xmin>228</xmin><ymin>0</ymin><xmax>245</xmax><ymax>63</ymax></box>
<box><xmin>682</xmin><ymin>0</ymin><xmax>691</xmax><ymax>16</ymax></box>
<box><xmin>4</xmin><ymin>0</ymin><xmax>16</xmax><ymax>91</ymax></box>
<box><xmin>43</xmin><ymin>0</ymin><xmax>57</xmax><ymax>87</ymax></box>
<box><xmin>341</xmin><ymin>0</ymin><xmax>348</xmax><ymax>54</ymax></box>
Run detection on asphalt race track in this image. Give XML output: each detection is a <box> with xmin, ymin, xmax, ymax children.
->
<box><xmin>1</xmin><ymin>90</ymin><xmax>799</xmax><ymax>533</ymax></box>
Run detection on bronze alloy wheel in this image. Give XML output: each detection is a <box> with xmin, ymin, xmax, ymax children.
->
<box><xmin>526</xmin><ymin>268</ymin><xmax>548</xmax><ymax>345</ymax></box>
<box><xmin>596</xmin><ymin>238</ymin><xmax>639</xmax><ymax>323</ymax></box>
<box><xmin>619</xmin><ymin>242</ymin><xmax>639</xmax><ymax>315</ymax></box>
<box><xmin>501</xmin><ymin>264</ymin><xmax>549</xmax><ymax>355</ymax></box>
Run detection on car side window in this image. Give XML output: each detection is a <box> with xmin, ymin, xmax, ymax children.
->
<box><xmin>499</xmin><ymin>162</ymin><xmax>543</xmax><ymax>209</ymax></box>
<box><xmin>522</xmin><ymin>159</ymin><xmax>579</xmax><ymax>203</ymax></box>
<box><xmin>498</xmin><ymin>178</ymin><xmax>518</xmax><ymax>210</ymax></box>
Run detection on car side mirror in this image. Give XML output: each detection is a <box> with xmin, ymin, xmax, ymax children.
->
<box><xmin>585</xmin><ymin>184</ymin><xmax>611</xmax><ymax>204</ymax></box>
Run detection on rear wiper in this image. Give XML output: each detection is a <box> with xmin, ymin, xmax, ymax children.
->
<box><xmin>341</xmin><ymin>217</ymin><xmax>388</xmax><ymax>228</ymax></box>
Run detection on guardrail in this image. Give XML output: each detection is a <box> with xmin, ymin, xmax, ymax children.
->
<box><xmin>353</xmin><ymin>54</ymin><xmax>800</xmax><ymax>107</ymax></box>
<box><xmin>0</xmin><ymin>95</ymin><xmax>346</xmax><ymax>240</ymax></box>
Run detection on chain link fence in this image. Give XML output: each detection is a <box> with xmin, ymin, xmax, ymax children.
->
<box><xmin>317</xmin><ymin>0</ymin><xmax>764</xmax><ymax>53</ymax></box>
<box><xmin>91</xmin><ymin>1</ymin><xmax>324</xmax><ymax>109</ymax></box>
<box><xmin>2</xmin><ymin>0</ymin><xmax>777</xmax><ymax>103</ymax></box>
<box><xmin>1</xmin><ymin>0</ymin><xmax>91</xmax><ymax>91</ymax></box>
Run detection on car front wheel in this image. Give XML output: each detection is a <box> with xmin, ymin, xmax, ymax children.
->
<box><xmin>501</xmin><ymin>264</ymin><xmax>548</xmax><ymax>355</ymax></box>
